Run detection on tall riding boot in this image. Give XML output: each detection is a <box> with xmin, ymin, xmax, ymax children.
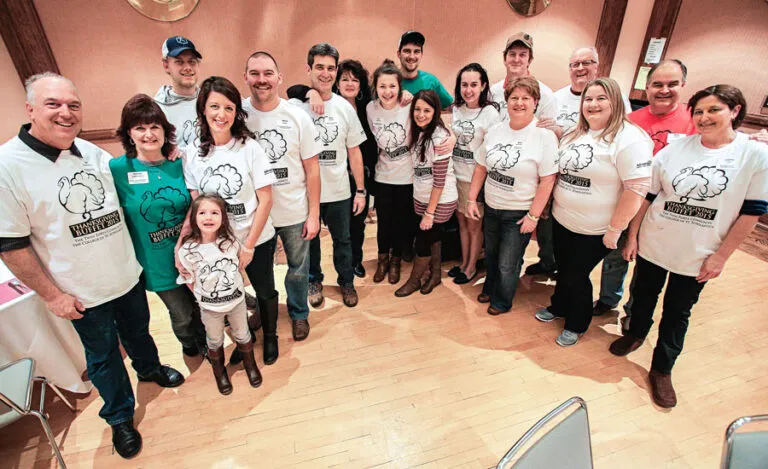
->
<box><xmin>229</xmin><ymin>311</ymin><xmax>258</xmax><ymax>366</ymax></box>
<box><xmin>237</xmin><ymin>341</ymin><xmax>263</xmax><ymax>388</ymax></box>
<box><xmin>420</xmin><ymin>242</ymin><xmax>443</xmax><ymax>294</ymax></box>
<box><xmin>208</xmin><ymin>346</ymin><xmax>232</xmax><ymax>395</ymax></box>
<box><xmin>373</xmin><ymin>253</ymin><xmax>389</xmax><ymax>283</ymax></box>
<box><xmin>259</xmin><ymin>291</ymin><xmax>280</xmax><ymax>365</ymax></box>
<box><xmin>388</xmin><ymin>256</ymin><xmax>402</xmax><ymax>284</ymax></box>
<box><xmin>394</xmin><ymin>256</ymin><xmax>430</xmax><ymax>297</ymax></box>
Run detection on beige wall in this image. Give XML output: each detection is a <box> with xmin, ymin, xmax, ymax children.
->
<box><xmin>667</xmin><ymin>0</ymin><xmax>768</xmax><ymax>113</ymax></box>
<box><xmin>610</xmin><ymin>0</ymin><xmax>654</xmax><ymax>93</ymax></box>
<box><xmin>0</xmin><ymin>40</ymin><xmax>29</xmax><ymax>142</ymax></box>
<box><xmin>32</xmin><ymin>0</ymin><xmax>603</xmax><ymax>140</ymax></box>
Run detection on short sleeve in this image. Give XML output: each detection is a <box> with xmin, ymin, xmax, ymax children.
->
<box><xmin>297</xmin><ymin>112</ymin><xmax>323</xmax><ymax>160</ymax></box>
<box><xmin>744</xmin><ymin>147</ymin><xmax>768</xmax><ymax>206</ymax></box>
<box><xmin>538</xmin><ymin>130</ymin><xmax>560</xmax><ymax>177</ymax></box>
<box><xmin>0</xmin><ymin>185</ymin><xmax>31</xmax><ymax>237</ymax></box>
<box><xmin>182</xmin><ymin>145</ymin><xmax>199</xmax><ymax>191</ymax></box>
<box><xmin>537</xmin><ymin>87</ymin><xmax>558</xmax><ymax>121</ymax></box>
<box><xmin>615</xmin><ymin>129</ymin><xmax>653</xmax><ymax>181</ymax></box>
<box><xmin>344</xmin><ymin>104</ymin><xmax>367</xmax><ymax>149</ymax></box>
<box><xmin>477</xmin><ymin>137</ymin><xmax>490</xmax><ymax>168</ymax></box>
<box><xmin>247</xmin><ymin>140</ymin><xmax>278</xmax><ymax>190</ymax></box>
<box><xmin>649</xmin><ymin>153</ymin><xmax>664</xmax><ymax>196</ymax></box>
<box><xmin>436</xmin><ymin>80</ymin><xmax>454</xmax><ymax>109</ymax></box>
<box><xmin>432</xmin><ymin>128</ymin><xmax>452</xmax><ymax>159</ymax></box>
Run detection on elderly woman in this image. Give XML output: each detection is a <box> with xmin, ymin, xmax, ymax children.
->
<box><xmin>110</xmin><ymin>94</ymin><xmax>207</xmax><ymax>358</ymax></box>
<box><xmin>609</xmin><ymin>84</ymin><xmax>768</xmax><ymax>408</ymax></box>
<box><xmin>535</xmin><ymin>78</ymin><xmax>653</xmax><ymax>347</ymax></box>
<box><xmin>467</xmin><ymin>76</ymin><xmax>559</xmax><ymax>314</ymax></box>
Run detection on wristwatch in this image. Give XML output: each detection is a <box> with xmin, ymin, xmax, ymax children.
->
<box><xmin>355</xmin><ymin>188</ymin><xmax>367</xmax><ymax>196</ymax></box>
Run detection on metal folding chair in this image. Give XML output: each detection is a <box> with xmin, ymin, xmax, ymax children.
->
<box><xmin>721</xmin><ymin>414</ymin><xmax>768</xmax><ymax>469</ymax></box>
<box><xmin>495</xmin><ymin>396</ymin><xmax>593</xmax><ymax>469</ymax></box>
<box><xmin>0</xmin><ymin>358</ymin><xmax>76</xmax><ymax>468</ymax></box>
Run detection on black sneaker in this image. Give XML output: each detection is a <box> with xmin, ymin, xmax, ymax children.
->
<box><xmin>592</xmin><ymin>300</ymin><xmax>616</xmax><ymax>316</ymax></box>
<box><xmin>524</xmin><ymin>262</ymin><xmax>557</xmax><ymax>277</ymax></box>
<box><xmin>137</xmin><ymin>365</ymin><xmax>185</xmax><ymax>388</ymax></box>
<box><xmin>112</xmin><ymin>420</ymin><xmax>142</xmax><ymax>459</ymax></box>
<box><xmin>353</xmin><ymin>263</ymin><xmax>366</xmax><ymax>278</ymax></box>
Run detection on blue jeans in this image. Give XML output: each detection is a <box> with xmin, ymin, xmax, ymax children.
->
<box><xmin>309</xmin><ymin>198</ymin><xmax>354</xmax><ymax>288</ymax></box>
<box><xmin>275</xmin><ymin>222</ymin><xmax>310</xmax><ymax>320</ymax></box>
<box><xmin>482</xmin><ymin>207</ymin><xmax>532</xmax><ymax>312</ymax></box>
<box><xmin>536</xmin><ymin>215</ymin><xmax>556</xmax><ymax>271</ymax></box>
<box><xmin>598</xmin><ymin>232</ymin><xmax>635</xmax><ymax>314</ymax></box>
<box><xmin>71</xmin><ymin>281</ymin><xmax>162</xmax><ymax>426</ymax></box>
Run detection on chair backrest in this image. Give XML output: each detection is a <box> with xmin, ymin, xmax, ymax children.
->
<box><xmin>721</xmin><ymin>415</ymin><xmax>768</xmax><ymax>469</ymax></box>
<box><xmin>495</xmin><ymin>397</ymin><xmax>593</xmax><ymax>469</ymax></box>
<box><xmin>0</xmin><ymin>358</ymin><xmax>36</xmax><ymax>429</ymax></box>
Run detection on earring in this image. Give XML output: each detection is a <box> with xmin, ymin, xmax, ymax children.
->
<box><xmin>129</xmin><ymin>138</ymin><xmax>135</xmax><ymax>145</ymax></box>
<box><xmin>356</xmin><ymin>93</ymin><xmax>363</xmax><ymax>102</ymax></box>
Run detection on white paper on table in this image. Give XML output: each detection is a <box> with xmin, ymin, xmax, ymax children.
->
<box><xmin>644</xmin><ymin>38</ymin><xmax>666</xmax><ymax>64</ymax></box>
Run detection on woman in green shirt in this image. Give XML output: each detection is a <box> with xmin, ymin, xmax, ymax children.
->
<box><xmin>110</xmin><ymin>94</ymin><xmax>206</xmax><ymax>357</ymax></box>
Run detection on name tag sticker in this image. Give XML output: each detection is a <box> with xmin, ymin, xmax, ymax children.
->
<box><xmin>717</xmin><ymin>156</ymin><xmax>738</xmax><ymax>171</ymax></box>
<box><xmin>667</xmin><ymin>133</ymin><xmax>687</xmax><ymax>143</ymax></box>
<box><xmin>127</xmin><ymin>171</ymin><xmax>149</xmax><ymax>184</ymax></box>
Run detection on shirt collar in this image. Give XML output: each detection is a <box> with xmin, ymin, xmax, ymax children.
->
<box><xmin>18</xmin><ymin>124</ymin><xmax>82</xmax><ymax>162</ymax></box>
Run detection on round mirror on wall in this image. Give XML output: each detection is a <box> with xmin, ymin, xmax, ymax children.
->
<box><xmin>126</xmin><ymin>0</ymin><xmax>199</xmax><ymax>22</ymax></box>
<box><xmin>506</xmin><ymin>0</ymin><xmax>552</xmax><ymax>16</ymax></box>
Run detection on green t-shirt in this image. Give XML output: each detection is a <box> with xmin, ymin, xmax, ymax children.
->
<box><xmin>109</xmin><ymin>156</ymin><xmax>190</xmax><ymax>292</ymax></box>
<box><xmin>402</xmin><ymin>70</ymin><xmax>454</xmax><ymax>110</ymax></box>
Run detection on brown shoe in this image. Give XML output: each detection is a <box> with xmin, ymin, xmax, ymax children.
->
<box><xmin>477</xmin><ymin>293</ymin><xmax>490</xmax><ymax>303</ymax></box>
<box><xmin>395</xmin><ymin>256</ymin><xmax>429</xmax><ymax>297</ymax></box>
<box><xmin>236</xmin><ymin>341</ymin><xmax>262</xmax><ymax>388</ymax></box>
<box><xmin>292</xmin><ymin>319</ymin><xmax>310</xmax><ymax>341</ymax></box>
<box><xmin>648</xmin><ymin>370</ymin><xmax>677</xmax><ymax>408</ymax></box>
<box><xmin>207</xmin><ymin>346</ymin><xmax>232</xmax><ymax>395</ymax></box>
<box><xmin>420</xmin><ymin>242</ymin><xmax>442</xmax><ymax>295</ymax></box>
<box><xmin>609</xmin><ymin>334</ymin><xmax>644</xmax><ymax>356</ymax></box>
<box><xmin>487</xmin><ymin>305</ymin><xmax>508</xmax><ymax>316</ymax></box>
<box><xmin>373</xmin><ymin>254</ymin><xmax>389</xmax><ymax>283</ymax></box>
<box><xmin>388</xmin><ymin>256</ymin><xmax>402</xmax><ymax>284</ymax></box>
<box><xmin>341</xmin><ymin>286</ymin><xmax>358</xmax><ymax>307</ymax></box>
<box><xmin>308</xmin><ymin>281</ymin><xmax>324</xmax><ymax>308</ymax></box>
<box><xmin>592</xmin><ymin>300</ymin><xmax>615</xmax><ymax>316</ymax></box>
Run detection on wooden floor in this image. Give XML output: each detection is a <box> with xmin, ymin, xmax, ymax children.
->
<box><xmin>3</xmin><ymin>222</ymin><xmax>768</xmax><ymax>469</ymax></box>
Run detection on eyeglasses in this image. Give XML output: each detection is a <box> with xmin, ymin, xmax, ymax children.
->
<box><xmin>569</xmin><ymin>60</ymin><xmax>597</xmax><ymax>69</ymax></box>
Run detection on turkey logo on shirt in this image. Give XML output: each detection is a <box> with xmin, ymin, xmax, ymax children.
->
<box><xmin>140</xmin><ymin>186</ymin><xmax>189</xmax><ymax>242</ymax></box>
<box><xmin>663</xmin><ymin>165</ymin><xmax>728</xmax><ymax>222</ymax></box>
<box><xmin>314</xmin><ymin>116</ymin><xmax>339</xmax><ymax>145</ymax></box>
<box><xmin>557</xmin><ymin>111</ymin><xmax>578</xmax><ymax>126</ymax></box>
<box><xmin>59</xmin><ymin>171</ymin><xmax>123</xmax><ymax>240</ymax></box>
<box><xmin>199</xmin><ymin>257</ymin><xmax>239</xmax><ymax>300</ymax></box>
<box><xmin>180</xmin><ymin>119</ymin><xmax>200</xmax><ymax>148</ymax></box>
<box><xmin>455</xmin><ymin>121</ymin><xmax>475</xmax><ymax>146</ymax></box>
<box><xmin>378</xmin><ymin>122</ymin><xmax>408</xmax><ymax>159</ymax></box>
<box><xmin>557</xmin><ymin>144</ymin><xmax>594</xmax><ymax>189</ymax></box>
<box><xmin>256</xmin><ymin>129</ymin><xmax>288</xmax><ymax>164</ymax></box>
<box><xmin>486</xmin><ymin>144</ymin><xmax>519</xmax><ymax>187</ymax></box>
<box><xmin>200</xmin><ymin>164</ymin><xmax>247</xmax><ymax>216</ymax></box>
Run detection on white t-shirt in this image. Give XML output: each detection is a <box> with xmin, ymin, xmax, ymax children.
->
<box><xmin>553</xmin><ymin>124</ymin><xmax>653</xmax><ymax>235</ymax></box>
<box><xmin>451</xmin><ymin>104</ymin><xmax>502</xmax><ymax>182</ymax></box>
<box><xmin>491</xmin><ymin>78</ymin><xmax>557</xmax><ymax>123</ymax></box>
<box><xmin>477</xmin><ymin>120</ymin><xmax>559</xmax><ymax>210</ymax></box>
<box><xmin>639</xmin><ymin>133</ymin><xmax>768</xmax><ymax>276</ymax></box>
<box><xmin>553</xmin><ymin>86</ymin><xmax>633</xmax><ymax>131</ymax></box>
<box><xmin>366</xmin><ymin>101</ymin><xmax>414</xmax><ymax>185</ymax></box>
<box><xmin>179</xmin><ymin>239</ymin><xmax>244</xmax><ymax>313</ymax></box>
<box><xmin>0</xmin><ymin>136</ymin><xmax>142</xmax><ymax>308</ymax></box>
<box><xmin>154</xmin><ymin>87</ymin><xmax>199</xmax><ymax>151</ymax></box>
<box><xmin>289</xmin><ymin>94</ymin><xmax>367</xmax><ymax>203</ymax></box>
<box><xmin>183</xmin><ymin>138</ymin><xmax>276</xmax><ymax>246</ymax></box>
<box><xmin>412</xmin><ymin>127</ymin><xmax>458</xmax><ymax>205</ymax></box>
<box><xmin>243</xmin><ymin>98</ymin><xmax>322</xmax><ymax>227</ymax></box>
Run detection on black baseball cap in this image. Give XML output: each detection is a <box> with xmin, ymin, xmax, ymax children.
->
<box><xmin>162</xmin><ymin>36</ymin><xmax>202</xmax><ymax>59</ymax></box>
<box><xmin>399</xmin><ymin>31</ymin><xmax>425</xmax><ymax>50</ymax></box>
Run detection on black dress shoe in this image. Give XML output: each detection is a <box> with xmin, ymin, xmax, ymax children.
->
<box><xmin>182</xmin><ymin>344</ymin><xmax>199</xmax><ymax>357</ymax></box>
<box><xmin>447</xmin><ymin>265</ymin><xmax>462</xmax><ymax>278</ymax></box>
<box><xmin>524</xmin><ymin>262</ymin><xmax>557</xmax><ymax>278</ymax></box>
<box><xmin>353</xmin><ymin>263</ymin><xmax>366</xmax><ymax>278</ymax></box>
<box><xmin>112</xmin><ymin>420</ymin><xmax>142</xmax><ymax>459</ymax></box>
<box><xmin>453</xmin><ymin>270</ymin><xmax>478</xmax><ymax>285</ymax></box>
<box><xmin>137</xmin><ymin>365</ymin><xmax>185</xmax><ymax>388</ymax></box>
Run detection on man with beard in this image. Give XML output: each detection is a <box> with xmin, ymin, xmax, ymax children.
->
<box><xmin>397</xmin><ymin>31</ymin><xmax>453</xmax><ymax>110</ymax></box>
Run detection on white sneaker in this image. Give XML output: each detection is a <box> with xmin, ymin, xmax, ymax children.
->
<box><xmin>556</xmin><ymin>329</ymin><xmax>580</xmax><ymax>347</ymax></box>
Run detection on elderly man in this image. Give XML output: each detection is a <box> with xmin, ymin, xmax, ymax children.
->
<box><xmin>0</xmin><ymin>73</ymin><xmax>184</xmax><ymax>460</ymax></box>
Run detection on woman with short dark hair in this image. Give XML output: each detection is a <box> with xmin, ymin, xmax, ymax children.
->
<box><xmin>609</xmin><ymin>84</ymin><xmax>768</xmax><ymax>408</ymax></box>
<box><xmin>111</xmin><ymin>93</ymin><xmax>207</xmax><ymax>358</ymax></box>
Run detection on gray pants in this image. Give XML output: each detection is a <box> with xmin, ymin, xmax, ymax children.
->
<box><xmin>200</xmin><ymin>300</ymin><xmax>251</xmax><ymax>349</ymax></box>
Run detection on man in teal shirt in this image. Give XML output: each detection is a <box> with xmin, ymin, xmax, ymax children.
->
<box><xmin>397</xmin><ymin>31</ymin><xmax>453</xmax><ymax>110</ymax></box>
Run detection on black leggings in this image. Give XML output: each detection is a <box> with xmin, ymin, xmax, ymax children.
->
<box><xmin>350</xmin><ymin>176</ymin><xmax>369</xmax><ymax>266</ymax></box>
<box><xmin>415</xmin><ymin>223</ymin><xmax>442</xmax><ymax>257</ymax></box>
<box><xmin>376</xmin><ymin>182</ymin><xmax>416</xmax><ymax>256</ymax></box>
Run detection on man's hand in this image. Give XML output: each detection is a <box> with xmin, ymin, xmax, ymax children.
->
<box><xmin>47</xmin><ymin>292</ymin><xmax>85</xmax><ymax>320</ymax></box>
<box><xmin>750</xmin><ymin>129</ymin><xmax>768</xmax><ymax>145</ymax></box>
<box><xmin>308</xmin><ymin>89</ymin><xmax>325</xmax><ymax>115</ymax></box>
<box><xmin>400</xmin><ymin>90</ymin><xmax>413</xmax><ymax>106</ymax></box>
<box><xmin>302</xmin><ymin>215</ymin><xmax>320</xmax><ymax>240</ymax></box>
<box><xmin>435</xmin><ymin>132</ymin><xmax>456</xmax><ymax>155</ymax></box>
<box><xmin>353</xmin><ymin>194</ymin><xmax>365</xmax><ymax>216</ymax></box>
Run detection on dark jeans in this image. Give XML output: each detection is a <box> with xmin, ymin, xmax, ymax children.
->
<box><xmin>598</xmin><ymin>231</ymin><xmax>631</xmax><ymax>308</ymax></box>
<box><xmin>350</xmin><ymin>177</ymin><xmax>370</xmax><ymax>266</ymax></box>
<box><xmin>244</xmin><ymin>236</ymin><xmax>278</xmax><ymax>303</ymax></box>
<box><xmin>549</xmin><ymin>217</ymin><xmax>611</xmax><ymax>334</ymax></box>
<box><xmin>415</xmin><ymin>222</ymin><xmax>442</xmax><ymax>256</ymax></box>
<box><xmin>155</xmin><ymin>285</ymin><xmax>206</xmax><ymax>349</ymax></box>
<box><xmin>536</xmin><ymin>215</ymin><xmax>556</xmax><ymax>271</ymax></box>
<box><xmin>482</xmin><ymin>207</ymin><xmax>531</xmax><ymax>312</ymax></box>
<box><xmin>628</xmin><ymin>256</ymin><xmax>707</xmax><ymax>374</ymax></box>
<box><xmin>71</xmin><ymin>281</ymin><xmax>161</xmax><ymax>426</ymax></box>
<box><xmin>376</xmin><ymin>182</ymin><xmax>416</xmax><ymax>256</ymax></box>
<box><xmin>310</xmin><ymin>198</ymin><xmax>355</xmax><ymax>287</ymax></box>
<box><xmin>275</xmin><ymin>222</ymin><xmax>310</xmax><ymax>320</ymax></box>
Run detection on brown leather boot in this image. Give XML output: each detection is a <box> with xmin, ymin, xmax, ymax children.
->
<box><xmin>237</xmin><ymin>341</ymin><xmax>262</xmax><ymax>388</ymax></box>
<box><xmin>208</xmin><ymin>346</ymin><xmax>232</xmax><ymax>395</ymax></box>
<box><xmin>373</xmin><ymin>254</ymin><xmax>389</xmax><ymax>283</ymax></box>
<box><xmin>649</xmin><ymin>370</ymin><xmax>677</xmax><ymax>408</ymax></box>
<box><xmin>395</xmin><ymin>256</ymin><xmax>429</xmax><ymax>297</ymax></box>
<box><xmin>420</xmin><ymin>242</ymin><xmax>442</xmax><ymax>294</ymax></box>
<box><xmin>388</xmin><ymin>256</ymin><xmax>402</xmax><ymax>284</ymax></box>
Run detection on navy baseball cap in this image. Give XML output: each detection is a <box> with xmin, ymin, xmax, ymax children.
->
<box><xmin>399</xmin><ymin>31</ymin><xmax>425</xmax><ymax>50</ymax></box>
<box><xmin>162</xmin><ymin>36</ymin><xmax>202</xmax><ymax>59</ymax></box>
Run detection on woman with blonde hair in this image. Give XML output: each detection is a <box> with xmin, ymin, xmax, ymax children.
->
<box><xmin>535</xmin><ymin>78</ymin><xmax>653</xmax><ymax>347</ymax></box>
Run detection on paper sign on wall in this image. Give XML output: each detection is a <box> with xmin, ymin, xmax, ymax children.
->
<box><xmin>644</xmin><ymin>38</ymin><xmax>666</xmax><ymax>64</ymax></box>
<box><xmin>634</xmin><ymin>66</ymin><xmax>652</xmax><ymax>90</ymax></box>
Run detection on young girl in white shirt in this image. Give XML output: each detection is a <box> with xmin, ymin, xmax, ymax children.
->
<box><xmin>179</xmin><ymin>194</ymin><xmax>262</xmax><ymax>395</ymax></box>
